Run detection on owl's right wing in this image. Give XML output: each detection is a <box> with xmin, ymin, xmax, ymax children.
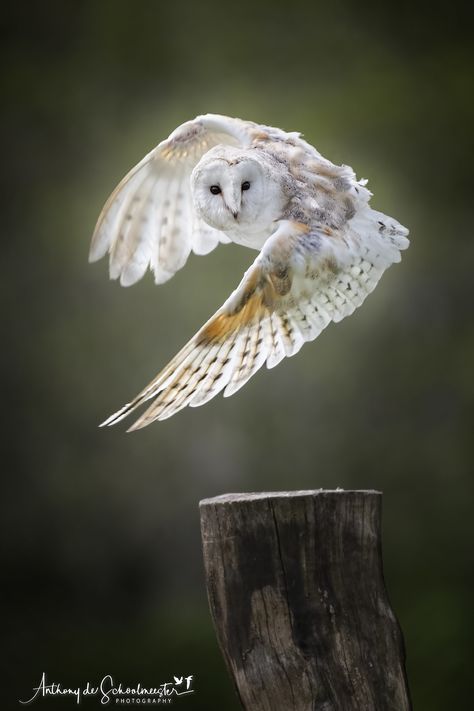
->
<box><xmin>101</xmin><ymin>214</ymin><xmax>409</xmax><ymax>430</ymax></box>
<box><xmin>89</xmin><ymin>114</ymin><xmax>258</xmax><ymax>286</ymax></box>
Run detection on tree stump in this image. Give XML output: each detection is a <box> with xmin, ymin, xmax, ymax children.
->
<box><xmin>200</xmin><ymin>489</ymin><xmax>411</xmax><ymax>710</ymax></box>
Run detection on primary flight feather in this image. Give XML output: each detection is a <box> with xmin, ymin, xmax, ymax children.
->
<box><xmin>90</xmin><ymin>113</ymin><xmax>409</xmax><ymax>430</ymax></box>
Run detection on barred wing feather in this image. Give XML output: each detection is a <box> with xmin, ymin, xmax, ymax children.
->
<box><xmin>101</xmin><ymin>215</ymin><xmax>409</xmax><ymax>430</ymax></box>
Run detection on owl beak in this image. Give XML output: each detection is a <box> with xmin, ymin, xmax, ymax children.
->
<box><xmin>226</xmin><ymin>201</ymin><xmax>240</xmax><ymax>220</ymax></box>
<box><xmin>227</xmin><ymin>191</ymin><xmax>241</xmax><ymax>220</ymax></box>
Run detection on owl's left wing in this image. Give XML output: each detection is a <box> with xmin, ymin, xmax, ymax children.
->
<box><xmin>101</xmin><ymin>215</ymin><xmax>409</xmax><ymax>430</ymax></box>
<box><xmin>89</xmin><ymin>114</ymin><xmax>258</xmax><ymax>286</ymax></box>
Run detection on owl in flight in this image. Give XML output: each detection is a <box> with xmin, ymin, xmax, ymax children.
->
<box><xmin>90</xmin><ymin>114</ymin><xmax>409</xmax><ymax>430</ymax></box>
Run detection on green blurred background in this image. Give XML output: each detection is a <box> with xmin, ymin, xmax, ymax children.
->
<box><xmin>3</xmin><ymin>1</ymin><xmax>473</xmax><ymax>708</ymax></box>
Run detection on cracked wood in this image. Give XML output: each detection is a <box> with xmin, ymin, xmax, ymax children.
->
<box><xmin>200</xmin><ymin>490</ymin><xmax>412</xmax><ymax>711</ymax></box>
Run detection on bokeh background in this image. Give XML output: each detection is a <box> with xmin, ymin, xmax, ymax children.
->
<box><xmin>3</xmin><ymin>1</ymin><xmax>473</xmax><ymax>709</ymax></box>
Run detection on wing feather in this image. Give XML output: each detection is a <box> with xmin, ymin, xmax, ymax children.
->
<box><xmin>266</xmin><ymin>313</ymin><xmax>286</xmax><ymax>369</ymax></box>
<box><xmin>90</xmin><ymin>162</ymin><xmax>150</xmax><ymax>264</ymax></box>
<box><xmin>111</xmin><ymin>174</ymin><xmax>160</xmax><ymax>285</ymax></box>
<box><xmin>223</xmin><ymin>318</ymin><xmax>268</xmax><ymax>397</ymax></box>
<box><xmin>101</xmin><ymin>211</ymin><xmax>409</xmax><ymax>429</ymax></box>
<box><xmin>90</xmin><ymin>114</ymin><xmax>257</xmax><ymax>286</ymax></box>
<box><xmin>188</xmin><ymin>333</ymin><xmax>241</xmax><ymax>407</ymax></box>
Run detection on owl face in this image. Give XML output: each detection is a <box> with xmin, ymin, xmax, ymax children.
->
<box><xmin>191</xmin><ymin>148</ymin><xmax>284</xmax><ymax>233</ymax></box>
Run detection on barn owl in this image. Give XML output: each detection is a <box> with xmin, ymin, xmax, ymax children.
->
<box><xmin>89</xmin><ymin>114</ymin><xmax>409</xmax><ymax>430</ymax></box>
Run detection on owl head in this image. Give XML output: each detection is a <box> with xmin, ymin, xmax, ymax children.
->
<box><xmin>191</xmin><ymin>146</ymin><xmax>284</xmax><ymax>233</ymax></box>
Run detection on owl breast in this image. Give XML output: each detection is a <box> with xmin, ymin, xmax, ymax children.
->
<box><xmin>222</xmin><ymin>221</ymin><xmax>275</xmax><ymax>250</ymax></box>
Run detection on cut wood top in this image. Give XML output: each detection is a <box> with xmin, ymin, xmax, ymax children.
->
<box><xmin>200</xmin><ymin>489</ymin><xmax>382</xmax><ymax>506</ymax></box>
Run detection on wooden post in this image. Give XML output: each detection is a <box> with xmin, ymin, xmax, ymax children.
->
<box><xmin>200</xmin><ymin>490</ymin><xmax>411</xmax><ymax>711</ymax></box>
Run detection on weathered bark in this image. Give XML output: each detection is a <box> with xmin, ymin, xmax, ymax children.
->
<box><xmin>200</xmin><ymin>490</ymin><xmax>411</xmax><ymax>711</ymax></box>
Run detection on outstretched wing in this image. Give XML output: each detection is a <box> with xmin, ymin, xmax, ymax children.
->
<box><xmin>101</xmin><ymin>215</ymin><xmax>409</xmax><ymax>430</ymax></box>
<box><xmin>89</xmin><ymin>114</ymin><xmax>258</xmax><ymax>286</ymax></box>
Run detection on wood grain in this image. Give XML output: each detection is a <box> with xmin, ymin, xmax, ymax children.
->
<box><xmin>200</xmin><ymin>490</ymin><xmax>411</xmax><ymax>710</ymax></box>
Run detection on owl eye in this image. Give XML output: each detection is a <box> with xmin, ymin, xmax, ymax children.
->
<box><xmin>241</xmin><ymin>181</ymin><xmax>251</xmax><ymax>191</ymax></box>
<box><xmin>209</xmin><ymin>185</ymin><xmax>221</xmax><ymax>195</ymax></box>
